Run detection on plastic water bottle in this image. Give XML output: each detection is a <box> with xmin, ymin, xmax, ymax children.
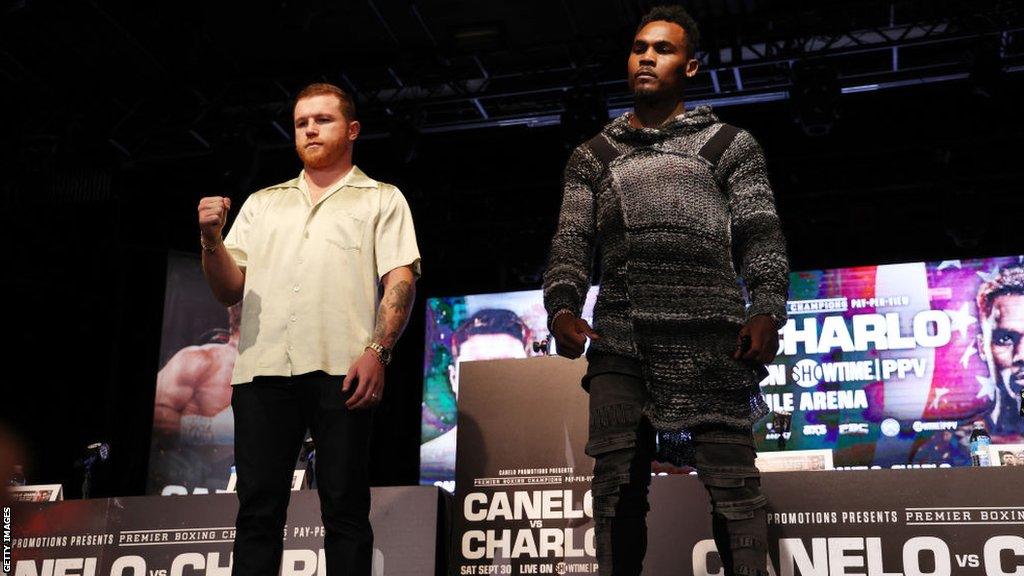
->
<box><xmin>969</xmin><ymin>421</ymin><xmax>991</xmax><ymax>467</ymax></box>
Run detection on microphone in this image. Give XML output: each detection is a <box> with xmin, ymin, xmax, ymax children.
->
<box><xmin>301</xmin><ymin>436</ymin><xmax>317</xmax><ymax>489</ymax></box>
<box><xmin>74</xmin><ymin>442</ymin><xmax>111</xmax><ymax>468</ymax></box>
<box><xmin>78</xmin><ymin>442</ymin><xmax>111</xmax><ymax>499</ymax></box>
<box><xmin>532</xmin><ymin>336</ymin><xmax>551</xmax><ymax>354</ymax></box>
<box><xmin>84</xmin><ymin>442</ymin><xmax>111</xmax><ymax>467</ymax></box>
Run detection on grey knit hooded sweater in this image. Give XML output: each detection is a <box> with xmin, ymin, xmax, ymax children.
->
<box><xmin>543</xmin><ymin>105</ymin><xmax>789</xmax><ymax>450</ymax></box>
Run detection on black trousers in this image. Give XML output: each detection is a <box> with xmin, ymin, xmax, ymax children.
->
<box><xmin>231</xmin><ymin>371</ymin><xmax>374</xmax><ymax>576</ymax></box>
<box><xmin>587</xmin><ymin>371</ymin><xmax>768</xmax><ymax>576</ymax></box>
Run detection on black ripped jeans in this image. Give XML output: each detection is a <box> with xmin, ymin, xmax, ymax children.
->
<box><xmin>586</xmin><ymin>368</ymin><xmax>768</xmax><ymax>576</ymax></box>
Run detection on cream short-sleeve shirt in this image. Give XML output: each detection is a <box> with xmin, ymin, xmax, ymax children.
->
<box><xmin>222</xmin><ymin>166</ymin><xmax>421</xmax><ymax>385</ymax></box>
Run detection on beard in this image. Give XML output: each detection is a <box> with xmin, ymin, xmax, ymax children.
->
<box><xmin>632</xmin><ymin>83</ymin><xmax>660</xmax><ymax>101</ymax></box>
<box><xmin>632</xmin><ymin>76</ymin><xmax>687</xmax><ymax>103</ymax></box>
<box><xmin>296</xmin><ymin>139</ymin><xmax>347</xmax><ymax>169</ymax></box>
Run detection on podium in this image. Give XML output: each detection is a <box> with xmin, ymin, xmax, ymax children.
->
<box><xmin>452</xmin><ymin>356</ymin><xmax>1024</xmax><ymax>576</ymax></box>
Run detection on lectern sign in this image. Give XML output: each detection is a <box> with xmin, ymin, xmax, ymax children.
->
<box><xmin>453</xmin><ymin>357</ymin><xmax>595</xmax><ymax>575</ymax></box>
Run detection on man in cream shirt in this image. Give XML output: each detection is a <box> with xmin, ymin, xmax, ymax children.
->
<box><xmin>197</xmin><ymin>83</ymin><xmax>420</xmax><ymax>576</ymax></box>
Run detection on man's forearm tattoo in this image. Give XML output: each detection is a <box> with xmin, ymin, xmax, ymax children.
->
<box><xmin>372</xmin><ymin>279</ymin><xmax>415</xmax><ymax>348</ymax></box>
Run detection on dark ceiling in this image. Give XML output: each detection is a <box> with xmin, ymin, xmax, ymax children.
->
<box><xmin>4</xmin><ymin>0</ymin><xmax>1021</xmax><ymax>163</ymax></box>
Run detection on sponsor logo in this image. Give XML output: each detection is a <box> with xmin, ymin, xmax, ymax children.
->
<box><xmin>792</xmin><ymin>359</ymin><xmax>823</xmax><ymax>387</ymax></box>
<box><xmin>789</xmin><ymin>357</ymin><xmax>927</xmax><ymax>387</ymax></box>
<box><xmin>803</xmin><ymin>424</ymin><xmax>828</xmax><ymax>437</ymax></box>
<box><xmin>839</xmin><ymin>422</ymin><xmax>870</xmax><ymax>435</ymax></box>
<box><xmin>880</xmin><ymin>418</ymin><xmax>901</xmax><ymax>437</ymax></box>
<box><xmin>912</xmin><ymin>420</ymin><xmax>959</xmax><ymax>433</ymax></box>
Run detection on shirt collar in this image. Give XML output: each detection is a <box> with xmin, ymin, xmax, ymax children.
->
<box><xmin>295</xmin><ymin>165</ymin><xmax>378</xmax><ymax>205</ymax></box>
<box><xmin>339</xmin><ymin>165</ymin><xmax>378</xmax><ymax>189</ymax></box>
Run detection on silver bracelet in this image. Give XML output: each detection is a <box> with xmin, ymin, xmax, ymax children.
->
<box><xmin>200</xmin><ymin>234</ymin><xmax>222</xmax><ymax>253</ymax></box>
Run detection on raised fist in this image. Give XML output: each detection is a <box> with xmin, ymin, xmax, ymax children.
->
<box><xmin>198</xmin><ymin>196</ymin><xmax>231</xmax><ymax>240</ymax></box>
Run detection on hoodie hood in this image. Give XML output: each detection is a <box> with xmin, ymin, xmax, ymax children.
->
<box><xmin>604</xmin><ymin>105</ymin><xmax>719</xmax><ymax>144</ymax></box>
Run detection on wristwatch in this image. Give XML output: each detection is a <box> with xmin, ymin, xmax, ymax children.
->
<box><xmin>366</xmin><ymin>342</ymin><xmax>392</xmax><ymax>366</ymax></box>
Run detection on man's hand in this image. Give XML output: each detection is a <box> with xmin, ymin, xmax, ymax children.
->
<box><xmin>198</xmin><ymin>196</ymin><xmax>231</xmax><ymax>242</ymax></box>
<box><xmin>734</xmin><ymin>315</ymin><xmax>780</xmax><ymax>364</ymax></box>
<box><xmin>343</xmin><ymin>350</ymin><xmax>385</xmax><ymax>410</ymax></box>
<box><xmin>551</xmin><ymin>313</ymin><xmax>600</xmax><ymax>359</ymax></box>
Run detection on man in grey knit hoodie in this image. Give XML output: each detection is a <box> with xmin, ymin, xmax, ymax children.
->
<box><xmin>543</xmin><ymin>6</ymin><xmax>789</xmax><ymax>576</ymax></box>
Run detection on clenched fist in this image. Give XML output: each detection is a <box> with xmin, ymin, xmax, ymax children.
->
<box><xmin>198</xmin><ymin>196</ymin><xmax>231</xmax><ymax>241</ymax></box>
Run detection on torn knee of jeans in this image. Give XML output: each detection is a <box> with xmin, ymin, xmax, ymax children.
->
<box><xmin>591</xmin><ymin>402</ymin><xmax>642</xmax><ymax>431</ymax></box>
<box><xmin>712</xmin><ymin>494</ymin><xmax>768</xmax><ymax>521</ymax></box>
<box><xmin>586</xmin><ymin>431</ymin><xmax>637</xmax><ymax>457</ymax></box>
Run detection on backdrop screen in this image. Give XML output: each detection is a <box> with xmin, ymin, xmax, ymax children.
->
<box><xmin>148</xmin><ymin>253</ymin><xmax>239</xmax><ymax>495</ymax></box>
<box><xmin>420</xmin><ymin>255</ymin><xmax>1024</xmax><ymax>487</ymax></box>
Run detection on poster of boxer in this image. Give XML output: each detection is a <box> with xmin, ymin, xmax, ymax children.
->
<box><xmin>147</xmin><ymin>253</ymin><xmax>239</xmax><ymax>495</ymax></box>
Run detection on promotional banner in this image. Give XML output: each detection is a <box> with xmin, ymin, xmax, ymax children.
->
<box><xmin>148</xmin><ymin>253</ymin><xmax>240</xmax><ymax>495</ymax></box>
<box><xmin>645</xmin><ymin>467</ymin><xmax>1024</xmax><ymax>576</ymax></box>
<box><xmin>772</xmin><ymin>256</ymin><xmax>1024</xmax><ymax>469</ymax></box>
<box><xmin>9</xmin><ymin>487</ymin><xmax>446</xmax><ymax>576</ymax></box>
<box><xmin>421</xmin><ymin>255</ymin><xmax>1024</xmax><ymax>485</ymax></box>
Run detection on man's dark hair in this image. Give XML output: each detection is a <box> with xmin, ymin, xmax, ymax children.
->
<box><xmin>977</xmin><ymin>266</ymin><xmax>1024</xmax><ymax>319</ymax></box>
<box><xmin>451</xmin><ymin>309</ymin><xmax>531</xmax><ymax>354</ymax></box>
<box><xmin>637</xmin><ymin>4</ymin><xmax>701</xmax><ymax>58</ymax></box>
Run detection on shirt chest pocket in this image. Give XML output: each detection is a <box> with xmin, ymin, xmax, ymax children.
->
<box><xmin>318</xmin><ymin>206</ymin><xmax>366</xmax><ymax>252</ymax></box>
